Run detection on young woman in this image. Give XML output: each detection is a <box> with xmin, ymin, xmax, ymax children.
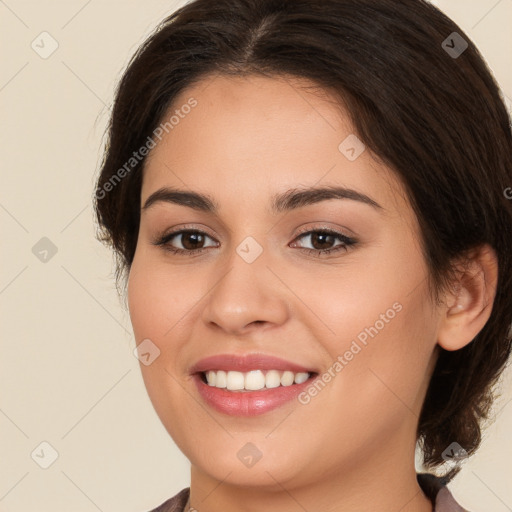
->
<box><xmin>94</xmin><ymin>0</ymin><xmax>512</xmax><ymax>510</ymax></box>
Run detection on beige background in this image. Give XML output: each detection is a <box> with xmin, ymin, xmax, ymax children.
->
<box><xmin>1</xmin><ymin>1</ymin><xmax>511</xmax><ymax>510</ymax></box>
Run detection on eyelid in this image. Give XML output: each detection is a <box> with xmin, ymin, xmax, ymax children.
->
<box><xmin>293</xmin><ymin>223</ymin><xmax>355</xmax><ymax>238</ymax></box>
<box><xmin>155</xmin><ymin>224</ymin><xmax>353</xmax><ymax>244</ymax></box>
<box><xmin>156</xmin><ymin>222</ymin><xmax>354</xmax><ymax>240</ymax></box>
<box><xmin>153</xmin><ymin>222</ymin><xmax>358</xmax><ymax>260</ymax></box>
<box><xmin>289</xmin><ymin>226</ymin><xmax>356</xmax><ymax>251</ymax></box>
<box><xmin>158</xmin><ymin>223</ymin><xmax>218</xmax><ymax>241</ymax></box>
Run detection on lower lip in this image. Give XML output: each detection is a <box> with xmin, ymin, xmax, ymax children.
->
<box><xmin>193</xmin><ymin>373</ymin><xmax>316</xmax><ymax>416</ymax></box>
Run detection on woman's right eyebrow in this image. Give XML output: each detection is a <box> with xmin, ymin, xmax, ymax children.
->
<box><xmin>141</xmin><ymin>185</ymin><xmax>384</xmax><ymax>214</ymax></box>
<box><xmin>142</xmin><ymin>187</ymin><xmax>217</xmax><ymax>212</ymax></box>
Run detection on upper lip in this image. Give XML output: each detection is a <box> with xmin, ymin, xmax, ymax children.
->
<box><xmin>189</xmin><ymin>353</ymin><xmax>317</xmax><ymax>375</ymax></box>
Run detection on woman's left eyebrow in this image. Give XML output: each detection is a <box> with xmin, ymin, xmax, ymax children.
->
<box><xmin>142</xmin><ymin>185</ymin><xmax>384</xmax><ymax>213</ymax></box>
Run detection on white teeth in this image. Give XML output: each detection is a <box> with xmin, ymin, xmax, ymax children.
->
<box><xmin>245</xmin><ymin>370</ymin><xmax>266</xmax><ymax>390</ymax></box>
<box><xmin>215</xmin><ymin>370</ymin><xmax>227</xmax><ymax>388</ymax></box>
<box><xmin>281</xmin><ymin>371</ymin><xmax>295</xmax><ymax>386</ymax></box>
<box><xmin>226</xmin><ymin>371</ymin><xmax>245</xmax><ymax>390</ymax></box>
<box><xmin>204</xmin><ymin>369</ymin><xmax>311</xmax><ymax>391</ymax></box>
<box><xmin>265</xmin><ymin>370</ymin><xmax>281</xmax><ymax>388</ymax></box>
<box><xmin>206</xmin><ymin>370</ymin><xmax>216</xmax><ymax>386</ymax></box>
<box><xmin>294</xmin><ymin>372</ymin><xmax>309</xmax><ymax>384</ymax></box>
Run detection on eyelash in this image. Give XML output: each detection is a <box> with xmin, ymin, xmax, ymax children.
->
<box><xmin>153</xmin><ymin>226</ymin><xmax>357</xmax><ymax>257</ymax></box>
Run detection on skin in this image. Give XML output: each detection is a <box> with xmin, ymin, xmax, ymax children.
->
<box><xmin>127</xmin><ymin>74</ymin><xmax>498</xmax><ymax>512</ymax></box>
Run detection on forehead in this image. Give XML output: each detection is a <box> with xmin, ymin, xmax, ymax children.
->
<box><xmin>142</xmin><ymin>74</ymin><xmax>408</xmax><ymax>218</ymax></box>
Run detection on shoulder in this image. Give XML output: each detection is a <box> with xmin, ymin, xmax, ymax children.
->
<box><xmin>145</xmin><ymin>487</ymin><xmax>190</xmax><ymax>512</ymax></box>
<box><xmin>417</xmin><ymin>473</ymin><xmax>470</xmax><ymax>512</ymax></box>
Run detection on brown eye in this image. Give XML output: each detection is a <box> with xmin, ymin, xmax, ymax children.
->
<box><xmin>180</xmin><ymin>232</ymin><xmax>206</xmax><ymax>250</ymax></box>
<box><xmin>154</xmin><ymin>228</ymin><xmax>356</xmax><ymax>257</ymax></box>
<box><xmin>291</xmin><ymin>229</ymin><xmax>357</xmax><ymax>256</ymax></box>
<box><xmin>154</xmin><ymin>229</ymin><xmax>218</xmax><ymax>254</ymax></box>
<box><xmin>309</xmin><ymin>232</ymin><xmax>337</xmax><ymax>251</ymax></box>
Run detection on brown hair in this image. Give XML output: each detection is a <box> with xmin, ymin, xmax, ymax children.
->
<box><xmin>94</xmin><ymin>0</ymin><xmax>512</xmax><ymax>481</ymax></box>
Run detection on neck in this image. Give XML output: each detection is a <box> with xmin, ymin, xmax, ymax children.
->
<box><xmin>187</xmin><ymin>430</ymin><xmax>433</xmax><ymax>512</ymax></box>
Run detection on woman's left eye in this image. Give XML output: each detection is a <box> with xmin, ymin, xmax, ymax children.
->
<box><xmin>153</xmin><ymin>228</ymin><xmax>356</xmax><ymax>257</ymax></box>
<box><xmin>291</xmin><ymin>229</ymin><xmax>357</xmax><ymax>256</ymax></box>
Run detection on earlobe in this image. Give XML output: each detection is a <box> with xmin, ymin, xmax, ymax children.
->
<box><xmin>437</xmin><ymin>244</ymin><xmax>498</xmax><ymax>352</ymax></box>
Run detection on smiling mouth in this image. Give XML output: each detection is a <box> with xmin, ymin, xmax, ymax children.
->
<box><xmin>198</xmin><ymin>369</ymin><xmax>317</xmax><ymax>392</ymax></box>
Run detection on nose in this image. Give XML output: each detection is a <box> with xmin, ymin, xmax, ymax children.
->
<box><xmin>201</xmin><ymin>241</ymin><xmax>290</xmax><ymax>336</ymax></box>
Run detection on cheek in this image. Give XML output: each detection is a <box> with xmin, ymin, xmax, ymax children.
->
<box><xmin>321</xmin><ymin>284</ymin><xmax>436</xmax><ymax>430</ymax></box>
<box><xmin>127</xmin><ymin>267</ymin><xmax>149</xmax><ymax>341</ymax></box>
<box><xmin>127</xmin><ymin>256</ymin><xmax>195</xmax><ymax>438</ymax></box>
<box><xmin>127</xmin><ymin>255</ymin><xmax>185</xmax><ymax>405</ymax></box>
<box><xmin>127</xmin><ymin>252</ymin><xmax>208</xmax><ymax>394</ymax></box>
<box><xmin>300</xmin><ymin>236</ymin><xmax>436</xmax><ymax>415</ymax></box>
<box><xmin>127</xmin><ymin>253</ymin><xmax>195</xmax><ymax>342</ymax></box>
<box><xmin>293</xmin><ymin>296</ymin><xmax>436</xmax><ymax>470</ymax></box>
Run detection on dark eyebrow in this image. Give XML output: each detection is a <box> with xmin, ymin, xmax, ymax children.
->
<box><xmin>142</xmin><ymin>188</ymin><xmax>218</xmax><ymax>212</ymax></box>
<box><xmin>142</xmin><ymin>185</ymin><xmax>383</xmax><ymax>213</ymax></box>
<box><xmin>271</xmin><ymin>186</ymin><xmax>383</xmax><ymax>213</ymax></box>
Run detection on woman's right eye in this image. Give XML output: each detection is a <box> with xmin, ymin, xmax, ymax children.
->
<box><xmin>153</xmin><ymin>229</ymin><xmax>218</xmax><ymax>255</ymax></box>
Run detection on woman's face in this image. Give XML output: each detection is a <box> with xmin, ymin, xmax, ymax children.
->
<box><xmin>128</xmin><ymin>74</ymin><xmax>442</xmax><ymax>489</ymax></box>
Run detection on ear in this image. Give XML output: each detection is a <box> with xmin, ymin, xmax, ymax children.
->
<box><xmin>437</xmin><ymin>244</ymin><xmax>498</xmax><ymax>351</ymax></box>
